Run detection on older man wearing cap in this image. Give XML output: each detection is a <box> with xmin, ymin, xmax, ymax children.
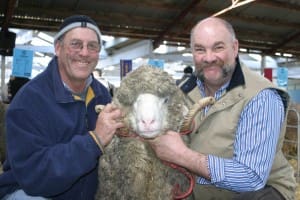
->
<box><xmin>0</xmin><ymin>15</ymin><xmax>124</xmax><ymax>200</ymax></box>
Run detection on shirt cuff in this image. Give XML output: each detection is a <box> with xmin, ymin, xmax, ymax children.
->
<box><xmin>207</xmin><ymin>154</ymin><xmax>225</xmax><ymax>183</ymax></box>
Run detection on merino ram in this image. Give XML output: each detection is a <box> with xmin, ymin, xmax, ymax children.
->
<box><xmin>95</xmin><ymin>65</ymin><xmax>214</xmax><ymax>200</ymax></box>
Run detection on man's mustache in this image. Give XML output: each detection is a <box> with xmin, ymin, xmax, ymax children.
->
<box><xmin>199</xmin><ymin>60</ymin><xmax>224</xmax><ymax>68</ymax></box>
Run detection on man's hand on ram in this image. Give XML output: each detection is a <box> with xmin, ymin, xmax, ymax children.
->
<box><xmin>93</xmin><ymin>103</ymin><xmax>125</xmax><ymax>147</ymax></box>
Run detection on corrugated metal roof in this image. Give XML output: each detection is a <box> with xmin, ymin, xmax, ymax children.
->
<box><xmin>1</xmin><ymin>0</ymin><xmax>300</xmax><ymax>58</ymax></box>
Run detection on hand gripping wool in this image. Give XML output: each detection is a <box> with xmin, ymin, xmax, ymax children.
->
<box><xmin>95</xmin><ymin>65</ymin><xmax>214</xmax><ymax>200</ymax></box>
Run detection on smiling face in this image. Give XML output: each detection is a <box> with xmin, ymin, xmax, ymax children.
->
<box><xmin>55</xmin><ymin>27</ymin><xmax>100</xmax><ymax>92</ymax></box>
<box><xmin>191</xmin><ymin>18</ymin><xmax>239</xmax><ymax>88</ymax></box>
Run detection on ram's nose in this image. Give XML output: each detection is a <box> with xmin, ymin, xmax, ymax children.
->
<box><xmin>141</xmin><ymin>119</ymin><xmax>155</xmax><ymax>129</ymax></box>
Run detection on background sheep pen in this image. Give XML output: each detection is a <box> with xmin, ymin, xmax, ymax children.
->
<box><xmin>283</xmin><ymin>103</ymin><xmax>300</xmax><ymax>199</ymax></box>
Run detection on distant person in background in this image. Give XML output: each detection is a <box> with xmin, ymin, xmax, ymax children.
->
<box><xmin>93</xmin><ymin>68</ymin><xmax>115</xmax><ymax>96</ymax></box>
<box><xmin>6</xmin><ymin>76</ymin><xmax>30</xmax><ymax>103</ymax></box>
<box><xmin>93</xmin><ymin>68</ymin><xmax>109</xmax><ymax>89</ymax></box>
<box><xmin>176</xmin><ymin>65</ymin><xmax>193</xmax><ymax>86</ymax></box>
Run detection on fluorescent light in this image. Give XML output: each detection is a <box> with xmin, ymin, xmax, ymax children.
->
<box><xmin>283</xmin><ymin>53</ymin><xmax>293</xmax><ymax>57</ymax></box>
<box><xmin>177</xmin><ymin>46</ymin><xmax>186</xmax><ymax>51</ymax></box>
<box><xmin>182</xmin><ymin>53</ymin><xmax>192</xmax><ymax>57</ymax></box>
<box><xmin>275</xmin><ymin>52</ymin><xmax>281</xmax><ymax>56</ymax></box>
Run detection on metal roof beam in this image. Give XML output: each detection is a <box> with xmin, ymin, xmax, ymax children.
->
<box><xmin>152</xmin><ymin>0</ymin><xmax>202</xmax><ymax>49</ymax></box>
<box><xmin>266</xmin><ymin>31</ymin><xmax>300</xmax><ymax>55</ymax></box>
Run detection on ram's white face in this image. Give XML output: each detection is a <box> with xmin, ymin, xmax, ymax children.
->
<box><xmin>130</xmin><ymin>93</ymin><xmax>168</xmax><ymax>138</ymax></box>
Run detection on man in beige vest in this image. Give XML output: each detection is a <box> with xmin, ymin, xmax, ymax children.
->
<box><xmin>149</xmin><ymin>17</ymin><xmax>296</xmax><ymax>200</ymax></box>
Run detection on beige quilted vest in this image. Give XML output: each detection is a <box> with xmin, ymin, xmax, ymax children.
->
<box><xmin>186</xmin><ymin>66</ymin><xmax>296</xmax><ymax>200</ymax></box>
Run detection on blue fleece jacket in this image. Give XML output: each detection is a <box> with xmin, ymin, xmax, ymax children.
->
<box><xmin>0</xmin><ymin>57</ymin><xmax>111</xmax><ymax>199</ymax></box>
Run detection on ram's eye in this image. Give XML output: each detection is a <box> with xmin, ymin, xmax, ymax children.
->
<box><xmin>163</xmin><ymin>97</ymin><xmax>169</xmax><ymax>104</ymax></box>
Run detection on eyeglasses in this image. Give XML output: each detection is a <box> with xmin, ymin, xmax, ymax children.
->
<box><xmin>64</xmin><ymin>39</ymin><xmax>101</xmax><ymax>53</ymax></box>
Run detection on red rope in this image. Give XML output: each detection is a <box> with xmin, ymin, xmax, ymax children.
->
<box><xmin>166</xmin><ymin>121</ymin><xmax>195</xmax><ymax>199</ymax></box>
<box><xmin>163</xmin><ymin>162</ymin><xmax>195</xmax><ymax>200</ymax></box>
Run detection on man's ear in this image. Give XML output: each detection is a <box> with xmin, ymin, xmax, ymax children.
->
<box><xmin>54</xmin><ymin>41</ymin><xmax>61</xmax><ymax>56</ymax></box>
<box><xmin>233</xmin><ymin>39</ymin><xmax>239</xmax><ymax>57</ymax></box>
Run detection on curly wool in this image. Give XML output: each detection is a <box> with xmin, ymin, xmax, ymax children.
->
<box><xmin>96</xmin><ymin>137</ymin><xmax>192</xmax><ymax>200</ymax></box>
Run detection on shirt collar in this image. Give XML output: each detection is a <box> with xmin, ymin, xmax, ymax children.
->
<box><xmin>63</xmin><ymin>75</ymin><xmax>93</xmax><ymax>100</ymax></box>
<box><xmin>226</xmin><ymin>57</ymin><xmax>245</xmax><ymax>91</ymax></box>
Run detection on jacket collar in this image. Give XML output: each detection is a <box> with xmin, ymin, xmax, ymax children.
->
<box><xmin>226</xmin><ymin>57</ymin><xmax>245</xmax><ymax>92</ymax></box>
